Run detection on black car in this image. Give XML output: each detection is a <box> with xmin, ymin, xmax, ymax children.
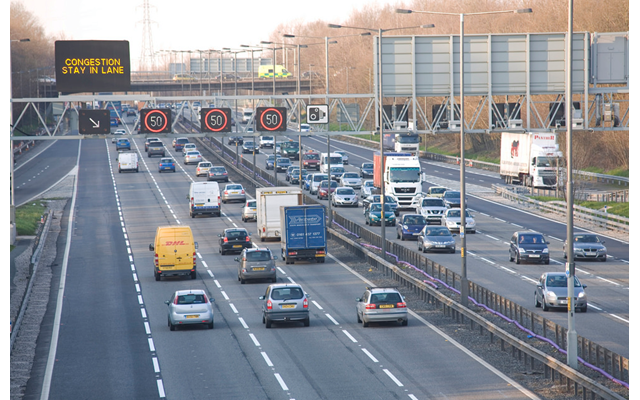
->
<box><xmin>442</xmin><ymin>190</ymin><xmax>462</xmax><ymax>208</ymax></box>
<box><xmin>242</xmin><ymin>141</ymin><xmax>258</xmax><ymax>154</ymax></box>
<box><xmin>227</xmin><ymin>136</ymin><xmax>243</xmax><ymax>145</ymax></box>
<box><xmin>290</xmin><ymin>169</ymin><xmax>307</xmax><ymax>184</ymax></box>
<box><xmin>509</xmin><ymin>231</ymin><xmax>550</xmax><ymax>265</ymax></box>
<box><xmin>219</xmin><ymin>228</ymin><xmax>252</xmax><ymax>255</ymax></box>
<box><xmin>360</xmin><ymin>162</ymin><xmax>374</xmax><ymax>178</ymax></box>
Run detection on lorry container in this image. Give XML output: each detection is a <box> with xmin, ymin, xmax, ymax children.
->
<box><xmin>280</xmin><ymin>205</ymin><xmax>327</xmax><ymax>264</ymax></box>
<box><xmin>499</xmin><ymin>132</ymin><xmax>562</xmax><ymax>188</ymax></box>
<box><xmin>373</xmin><ymin>152</ymin><xmax>424</xmax><ymax>209</ymax></box>
<box><xmin>256</xmin><ymin>187</ymin><xmax>303</xmax><ymax>241</ymax></box>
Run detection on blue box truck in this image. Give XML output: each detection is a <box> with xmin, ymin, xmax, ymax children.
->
<box><xmin>280</xmin><ymin>205</ymin><xmax>326</xmax><ymax>264</ymax></box>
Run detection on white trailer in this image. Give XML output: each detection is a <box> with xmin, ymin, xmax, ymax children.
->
<box><xmin>499</xmin><ymin>132</ymin><xmax>562</xmax><ymax>188</ymax></box>
<box><xmin>256</xmin><ymin>187</ymin><xmax>303</xmax><ymax>241</ymax></box>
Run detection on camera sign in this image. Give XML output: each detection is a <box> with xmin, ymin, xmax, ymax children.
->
<box><xmin>306</xmin><ymin>104</ymin><xmax>328</xmax><ymax>124</ymax></box>
<box><xmin>140</xmin><ymin>109</ymin><xmax>172</xmax><ymax>134</ymax></box>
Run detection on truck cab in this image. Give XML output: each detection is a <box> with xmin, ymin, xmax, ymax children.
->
<box><xmin>394</xmin><ymin>133</ymin><xmax>421</xmax><ymax>156</ymax></box>
<box><xmin>374</xmin><ymin>152</ymin><xmax>425</xmax><ymax>210</ymax></box>
<box><xmin>320</xmin><ymin>153</ymin><xmax>343</xmax><ymax>174</ymax></box>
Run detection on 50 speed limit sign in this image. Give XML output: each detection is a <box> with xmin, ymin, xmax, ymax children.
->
<box><xmin>201</xmin><ymin>108</ymin><xmax>231</xmax><ymax>132</ymax></box>
<box><xmin>140</xmin><ymin>109</ymin><xmax>172</xmax><ymax>134</ymax></box>
<box><xmin>256</xmin><ymin>107</ymin><xmax>287</xmax><ymax>132</ymax></box>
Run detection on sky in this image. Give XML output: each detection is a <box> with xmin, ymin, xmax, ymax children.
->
<box><xmin>19</xmin><ymin>0</ymin><xmax>402</xmax><ymax>70</ymax></box>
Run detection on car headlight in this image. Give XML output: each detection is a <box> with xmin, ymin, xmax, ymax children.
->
<box><xmin>467</xmin><ymin>220</ymin><xmax>476</xmax><ymax>227</ymax></box>
<box><xmin>403</xmin><ymin>225</ymin><xmax>408</xmax><ymax>230</ymax></box>
<box><xmin>543</xmin><ymin>248</ymin><xmax>549</xmax><ymax>253</ymax></box>
<box><xmin>599</xmin><ymin>247</ymin><xmax>607</xmax><ymax>253</ymax></box>
<box><xmin>578</xmin><ymin>292</ymin><xmax>585</xmax><ymax>298</ymax></box>
<box><xmin>447</xmin><ymin>221</ymin><xmax>456</xmax><ymax>227</ymax></box>
<box><xmin>518</xmin><ymin>247</ymin><xmax>526</xmax><ymax>253</ymax></box>
<box><xmin>546</xmin><ymin>291</ymin><xmax>557</xmax><ymax>300</ymax></box>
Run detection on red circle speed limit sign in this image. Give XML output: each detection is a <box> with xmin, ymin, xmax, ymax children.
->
<box><xmin>140</xmin><ymin>109</ymin><xmax>171</xmax><ymax>133</ymax></box>
<box><xmin>201</xmin><ymin>108</ymin><xmax>231</xmax><ymax>132</ymax></box>
<box><xmin>256</xmin><ymin>107</ymin><xmax>287</xmax><ymax>132</ymax></box>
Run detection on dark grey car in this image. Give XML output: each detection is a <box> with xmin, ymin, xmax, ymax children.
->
<box><xmin>259</xmin><ymin>283</ymin><xmax>310</xmax><ymax>328</ymax></box>
<box><xmin>147</xmin><ymin>141</ymin><xmax>165</xmax><ymax>157</ymax></box>
<box><xmin>509</xmin><ymin>231</ymin><xmax>550</xmax><ymax>264</ymax></box>
<box><xmin>563</xmin><ymin>233</ymin><xmax>607</xmax><ymax>262</ymax></box>
<box><xmin>235</xmin><ymin>248</ymin><xmax>277</xmax><ymax>284</ymax></box>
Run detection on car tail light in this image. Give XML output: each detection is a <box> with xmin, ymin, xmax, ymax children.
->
<box><xmin>266</xmin><ymin>300</ymin><xmax>272</xmax><ymax>310</ymax></box>
<box><xmin>224</xmin><ymin>191</ymin><xmax>228</xmax><ymax>195</ymax></box>
<box><xmin>365</xmin><ymin>303</ymin><xmax>376</xmax><ymax>310</ymax></box>
<box><xmin>245</xmin><ymin>236</ymin><xmax>250</xmax><ymax>242</ymax></box>
<box><xmin>316</xmin><ymin>250</ymin><xmax>325</xmax><ymax>254</ymax></box>
<box><xmin>154</xmin><ymin>253</ymin><xmax>159</xmax><ymax>267</ymax></box>
<box><xmin>193</xmin><ymin>252</ymin><xmax>197</xmax><ymax>265</ymax></box>
<box><xmin>241</xmin><ymin>190</ymin><xmax>245</xmax><ymax>194</ymax></box>
<box><xmin>223</xmin><ymin>237</ymin><xmax>228</xmax><ymax>243</ymax></box>
<box><xmin>191</xmin><ymin>197</ymin><xmax>194</xmax><ymax>202</ymax></box>
<box><xmin>173</xmin><ymin>296</ymin><xmax>178</xmax><ymax>305</ymax></box>
<box><xmin>397</xmin><ymin>302</ymin><xmax>407</xmax><ymax>308</ymax></box>
<box><xmin>303</xmin><ymin>298</ymin><xmax>308</xmax><ymax>308</ymax></box>
<box><xmin>288</xmin><ymin>251</ymin><xmax>297</xmax><ymax>256</ymax></box>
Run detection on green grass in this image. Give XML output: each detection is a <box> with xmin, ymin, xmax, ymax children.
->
<box><xmin>15</xmin><ymin>202</ymin><xmax>47</xmax><ymax>235</ymax></box>
<box><xmin>581</xmin><ymin>166</ymin><xmax>629</xmax><ymax>177</ymax></box>
<box><xmin>530</xmin><ymin>196</ymin><xmax>560</xmax><ymax>202</ymax></box>
<box><xmin>576</xmin><ymin>201</ymin><xmax>628</xmax><ymax>218</ymax></box>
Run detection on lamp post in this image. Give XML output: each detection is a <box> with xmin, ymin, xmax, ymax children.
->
<box><xmin>283</xmin><ymin>33</ymin><xmax>364</xmax><ymax>225</ymax></box>
<box><xmin>240</xmin><ymin>45</ymin><xmax>263</xmax><ymax>183</ymax></box>
<box><xmin>223</xmin><ymin>48</ymin><xmax>244</xmax><ymax>165</ymax></box>
<box><xmin>329</xmin><ymin>23</ymin><xmax>434</xmax><ymax>261</ymax></box>
<box><xmin>396</xmin><ymin>7</ymin><xmax>532</xmax><ymax>306</ymax></box>
<box><xmin>10</xmin><ymin>38</ymin><xmax>30</xmax><ymax>229</ymax></box>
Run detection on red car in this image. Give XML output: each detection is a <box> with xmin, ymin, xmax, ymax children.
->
<box><xmin>317</xmin><ymin>180</ymin><xmax>337</xmax><ymax>200</ymax></box>
<box><xmin>302</xmin><ymin>151</ymin><xmax>320</xmax><ymax>170</ymax></box>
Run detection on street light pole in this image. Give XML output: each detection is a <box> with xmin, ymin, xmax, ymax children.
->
<box><xmin>396</xmin><ymin>6</ymin><xmax>532</xmax><ymax>306</ymax></box>
<box><xmin>329</xmin><ymin>23</ymin><xmax>433</xmax><ymax>261</ymax></box>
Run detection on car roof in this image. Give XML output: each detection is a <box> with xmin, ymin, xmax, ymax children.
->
<box><xmin>174</xmin><ymin>289</ymin><xmax>206</xmax><ymax>296</ymax></box>
<box><xmin>367</xmin><ymin>287</ymin><xmax>401</xmax><ymax>294</ymax></box>
<box><xmin>266</xmin><ymin>283</ymin><xmax>302</xmax><ymax>290</ymax></box>
<box><xmin>224</xmin><ymin>228</ymin><xmax>248</xmax><ymax>233</ymax></box>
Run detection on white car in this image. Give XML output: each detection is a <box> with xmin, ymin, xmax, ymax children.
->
<box><xmin>360</xmin><ymin>180</ymin><xmax>375</xmax><ymax>199</ymax></box>
<box><xmin>441</xmin><ymin>208</ymin><xmax>476</xmax><ymax>234</ymax></box>
<box><xmin>184</xmin><ymin>151</ymin><xmax>203</xmax><ymax>165</ymax></box>
<box><xmin>300</xmin><ymin>123</ymin><xmax>310</xmax><ymax>132</ymax></box>
<box><xmin>259</xmin><ymin>136</ymin><xmax>275</xmax><ymax>148</ymax></box>
<box><xmin>196</xmin><ymin>161</ymin><xmax>212</xmax><ymax>177</ymax></box>
<box><xmin>335</xmin><ymin>151</ymin><xmax>349</xmax><ymax>165</ymax></box>
<box><xmin>111</xmin><ymin>129</ymin><xmax>126</xmax><ymax>143</ymax></box>
<box><xmin>165</xmin><ymin>289</ymin><xmax>214</xmax><ymax>330</ymax></box>
<box><xmin>339</xmin><ymin>172</ymin><xmax>362</xmax><ymax>189</ymax></box>
<box><xmin>416</xmin><ymin>197</ymin><xmax>447</xmax><ymax>225</ymax></box>
<box><xmin>182</xmin><ymin>143</ymin><xmax>197</xmax><ymax>155</ymax></box>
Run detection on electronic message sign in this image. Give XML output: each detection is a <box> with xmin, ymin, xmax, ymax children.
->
<box><xmin>201</xmin><ymin>108</ymin><xmax>232</xmax><ymax>132</ymax></box>
<box><xmin>55</xmin><ymin>40</ymin><xmax>131</xmax><ymax>93</ymax></box>
<box><xmin>256</xmin><ymin>107</ymin><xmax>287</xmax><ymax>132</ymax></box>
<box><xmin>140</xmin><ymin>109</ymin><xmax>172</xmax><ymax>134</ymax></box>
<box><xmin>79</xmin><ymin>110</ymin><xmax>111</xmax><ymax>135</ymax></box>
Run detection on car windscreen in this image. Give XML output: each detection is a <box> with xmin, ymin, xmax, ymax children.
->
<box><xmin>336</xmin><ymin>188</ymin><xmax>354</xmax><ymax>195</ymax></box>
<box><xmin>546</xmin><ymin>276</ymin><xmax>581</xmax><ymax>288</ymax></box>
<box><xmin>422</xmin><ymin>199</ymin><xmax>444</xmax><ymax>207</ymax></box>
<box><xmin>519</xmin><ymin>234</ymin><xmax>544</xmax><ymax>244</ymax></box>
<box><xmin>271</xmin><ymin>287</ymin><xmax>303</xmax><ymax>300</ymax></box>
<box><xmin>370</xmin><ymin>204</ymin><xmax>392</xmax><ymax>212</ymax></box>
<box><xmin>424</xmin><ymin>228</ymin><xmax>451</xmax><ymax>236</ymax></box>
<box><xmin>304</xmin><ymin>154</ymin><xmax>319</xmax><ymax>160</ymax></box>
<box><xmin>343</xmin><ymin>173</ymin><xmax>358</xmax><ymax>178</ymax></box>
<box><xmin>403</xmin><ymin>216</ymin><xmax>426</xmax><ymax>225</ymax></box>
<box><xmin>313</xmin><ymin>175</ymin><xmax>328</xmax><ymax>182</ymax></box>
<box><xmin>446</xmin><ymin>210</ymin><xmax>470</xmax><ymax>218</ymax></box>
<box><xmin>364</xmin><ymin>181</ymin><xmax>374</xmax><ymax>187</ymax></box>
<box><xmin>575</xmin><ymin>235</ymin><xmax>600</xmax><ymax>243</ymax></box>
<box><xmin>262</xmin><ymin>136</ymin><xmax>274</xmax><ymax>141</ymax></box>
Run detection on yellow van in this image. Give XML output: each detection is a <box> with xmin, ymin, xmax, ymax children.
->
<box><xmin>149</xmin><ymin>226</ymin><xmax>198</xmax><ymax>281</ymax></box>
<box><xmin>258</xmin><ymin>65</ymin><xmax>292</xmax><ymax>78</ymax></box>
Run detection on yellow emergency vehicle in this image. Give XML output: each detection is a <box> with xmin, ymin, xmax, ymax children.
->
<box><xmin>258</xmin><ymin>65</ymin><xmax>292</xmax><ymax>78</ymax></box>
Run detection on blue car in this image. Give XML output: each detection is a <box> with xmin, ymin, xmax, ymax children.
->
<box><xmin>365</xmin><ymin>203</ymin><xmax>396</xmax><ymax>227</ymax></box>
<box><xmin>116</xmin><ymin>138</ymin><xmax>130</xmax><ymax>151</ymax></box>
<box><xmin>396</xmin><ymin>214</ymin><xmax>428</xmax><ymax>241</ymax></box>
<box><xmin>303</xmin><ymin>174</ymin><xmax>312</xmax><ymax>191</ymax></box>
<box><xmin>158</xmin><ymin>157</ymin><xmax>176</xmax><ymax>173</ymax></box>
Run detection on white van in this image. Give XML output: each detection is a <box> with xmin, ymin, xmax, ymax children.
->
<box><xmin>309</xmin><ymin>173</ymin><xmax>329</xmax><ymax>195</ymax></box>
<box><xmin>188</xmin><ymin>182</ymin><xmax>221</xmax><ymax>217</ymax></box>
<box><xmin>320</xmin><ymin>152</ymin><xmax>343</xmax><ymax>174</ymax></box>
<box><xmin>118</xmin><ymin>152</ymin><xmax>139</xmax><ymax>173</ymax></box>
<box><xmin>242</xmin><ymin>108</ymin><xmax>254</xmax><ymax>124</ymax></box>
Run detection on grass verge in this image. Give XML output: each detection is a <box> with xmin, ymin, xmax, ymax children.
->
<box><xmin>15</xmin><ymin>202</ymin><xmax>47</xmax><ymax>235</ymax></box>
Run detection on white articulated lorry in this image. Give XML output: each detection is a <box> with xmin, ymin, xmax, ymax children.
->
<box><xmin>373</xmin><ymin>152</ymin><xmax>425</xmax><ymax>210</ymax></box>
<box><xmin>256</xmin><ymin>187</ymin><xmax>303</xmax><ymax>241</ymax></box>
<box><xmin>499</xmin><ymin>132</ymin><xmax>562</xmax><ymax>188</ymax></box>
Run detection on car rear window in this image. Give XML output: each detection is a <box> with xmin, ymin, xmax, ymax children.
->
<box><xmin>246</xmin><ymin>251</ymin><xmax>271</xmax><ymax>261</ymax></box>
<box><xmin>226</xmin><ymin>185</ymin><xmax>242</xmax><ymax>190</ymax></box>
<box><xmin>177</xmin><ymin>294</ymin><xmax>206</xmax><ymax>304</ymax></box>
<box><xmin>271</xmin><ymin>287</ymin><xmax>303</xmax><ymax>300</ymax></box>
<box><xmin>370</xmin><ymin>292</ymin><xmax>402</xmax><ymax>304</ymax></box>
<box><xmin>160</xmin><ymin>158</ymin><xmax>173</xmax><ymax>163</ymax></box>
<box><xmin>177</xmin><ymin>139</ymin><xmax>189</xmax><ymax>144</ymax></box>
<box><xmin>247</xmin><ymin>201</ymin><xmax>256</xmax><ymax>208</ymax></box>
<box><xmin>314</xmin><ymin>175</ymin><xmax>328</xmax><ymax>182</ymax></box>
<box><xmin>199</xmin><ymin>163</ymin><xmax>211</xmax><ymax>167</ymax></box>
<box><xmin>211</xmin><ymin>167</ymin><xmax>226</xmax><ymax>172</ymax></box>
<box><xmin>226</xmin><ymin>230</ymin><xmax>247</xmax><ymax>238</ymax></box>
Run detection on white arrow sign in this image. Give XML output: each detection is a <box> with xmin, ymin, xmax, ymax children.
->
<box><xmin>89</xmin><ymin>118</ymin><xmax>100</xmax><ymax>128</ymax></box>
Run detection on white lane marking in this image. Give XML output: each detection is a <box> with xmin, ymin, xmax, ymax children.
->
<box><xmin>495</xmin><ymin>218</ymin><xmax>506</xmax><ymax>222</ymax></box>
<box><xmin>148</xmin><ymin>338</ymin><xmax>155</xmax><ymax>352</ymax></box>
<box><xmin>326</xmin><ymin>314</ymin><xmax>340</xmax><ymax>325</ymax></box>
<box><xmin>610</xmin><ymin>314</ymin><xmax>629</xmax><ymax>323</ymax></box>
<box><xmin>522</xmin><ymin>276</ymin><xmax>538</xmax><ymax>284</ymax></box>
<box><xmin>409</xmin><ymin>395</ymin><xmax>419</xmax><ymax>400</ymax></box>
<box><xmin>221</xmin><ymin>291</ymin><xmax>229</xmax><ymax>300</ymax></box>
<box><xmin>152</xmin><ymin>357</ymin><xmax>160</xmax><ymax>373</ymax></box>
<box><xmin>274</xmin><ymin>373</ymin><xmax>289</xmax><ymax>390</ymax></box>
<box><xmin>144</xmin><ymin>322</ymin><xmax>151</xmax><ymax>335</ymax></box>
<box><xmin>214</xmin><ymin>280</ymin><xmax>222</xmax><ymax>288</ymax></box>
<box><xmin>138</xmin><ymin>295</ymin><xmax>144</xmax><ymax>305</ymax></box>
<box><xmin>511</xmin><ymin>223</ymin><xmax>524</xmax><ymax>228</ymax></box>
<box><xmin>238</xmin><ymin>317</ymin><xmax>248</xmax><ymax>329</ymax></box>
<box><xmin>479</xmin><ymin>257</ymin><xmax>495</xmax><ymax>265</ymax></box>
<box><xmin>249</xmin><ymin>333</ymin><xmax>261</xmax><ymax>347</ymax></box>
<box><xmin>312</xmin><ymin>300</ymin><xmax>323</xmax><ymax>310</ymax></box>
<box><xmin>229</xmin><ymin>303</ymin><xmax>239</xmax><ymax>314</ymax></box>
<box><xmin>596</xmin><ymin>276</ymin><xmax>622</xmax><ymax>286</ymax></box>
<box><xmin>261</xmin><ymin>352</ymin><xmax>274</xmax><ymax>367</ymax></box>
<box><xmin>277</xmin><ymin>267</ymin><xmax>287</xmax><ymax>274</ymax></box>
<box><xmin>197</xmin><ymin>253</ymin><xmax>203</xmax><ymax>259</ymax></box>
<box><xmin>342</xmin><ymin>330</ymin><xmax>358</xmax><ymax>343</ymax></box>
<box><xmin>383</xmin><ymin>369</ymin><xmax>404</xmax><ymax>387</ymax></box>
<box><xmin>140</xmin><ymin>308</ymin><xmax>147</xmax><ymax>319</ymax></box>
<box><xmin>548</xmin><ymin>236</ymin><xmax>562</xmax><ymax>241</ymax></box>
<box><xmin>207</xmin><ymin>270</ymin><xmax>214</xmax><ymax>278</ymax></box>
<box><xmin>156</xmin><ymin>380</ymin><xmax>166</xmax><ymax>398</ymax></box>
<box><xmin>361</xmin><ymin>348</ymin><xmax>378</xmax><ymax>363</ymax></box>
<box><xmin>135</xmin><ymin>284</ymin><xmax>141</xmax><ymax>293</ymax></box>
<box><xmin>287</xmin><ymin>277</ymin><xmax>296</xmax><ymax>284</ymax></box>
<box><xmin>589</xmin><ymin>304</ymin><xmax>602</xmax><ymax>311</ymax></box>
<box><xmin>485</xmin><ymin>235</ymin><xmax>500</xmax><ymax>241</ymax></box>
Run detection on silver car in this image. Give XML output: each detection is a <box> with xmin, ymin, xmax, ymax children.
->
<box><xmin>184</xmin><ymin>151</ymin><xmax>202</xmax><ymax>165</ymax></box>
<box><xmin>222</xmin><ymin>184</ymin><xmax>246</xmax><ymax>203</ymax></box>
<box><xmin>416</xmin><ymin>197</ymin><xmax>447</xmax><ymax>225</ymax></box>
<box><xmin>417</xmin><ymin>226</ymin><xmax>456</xmax><ymax>253</ymax></box>
<box><xmin>235</xmin><ymin>248</ymin><xmax>278</xmax><ymax>284</ymax></box>
<box><xmin>339</xmin><ymin>172</ymin><xmax>362</xmax><ymax>189</ymax></box>
<box><xmin>182</xmin><ymin>143</ymin><xmax>197</xmax><ymax>155</ymax></box>
<box><xmin>356</xmin><ymin>287</ymin><xmax>408</xmax><ymax>327</ymax></box>
<box><xmin>242</xmin><ymin>200</ymin><xmax>257</xmax><ymax>222</ymax></box>
<box><xmin>563</xmin><ymin>233</ymin><xmax>607</xmax><ymax>262</ymax></box>
<box><xmin>534</xmin><ymin>272</ymin><xmax>588</xmax><ymax>312</ymax></box>
<box><xmin>441</xmin><ymin>208</ymin><xmax>476</xmax><ymax>233</ymax></box>
<box><xmin>259</xmin><ymin>283</ymin><xmax>310</xmax><ymax>328</ymax></box>
<box><xmin>165</xmin><ymin>289</ymin><xmax>214</xmax><ymax>331</ymax></box>
<box><xmin>331</xmin><ymin>187</ymin><xmax>358</xmax><ymax>207</ymax></box>
<box><xmin>360</xmin><ymin>180</ymin><xmax>375</xmax><ymax>200</ymax></box>
<box><xmin>335</xmin><ymin>150</ymin><xmax>349</xmax><ymax>165</ymax></box>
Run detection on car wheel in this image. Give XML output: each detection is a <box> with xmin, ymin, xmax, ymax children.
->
<box><xmin>401</xmin><ymin>319</ymin><xmax>408</xmax><ymax>326</ymax></box>
<box><xmin>303</xmin><ymin>317</ymin><xmax>310</xmax><ymax>327</ymax></box>
<box><xmin>208</xmin><ymin>321</ymin><xmax>214</xmax><ymax>329</ymax></box>
<box><xmin>262</xmin><ymin>313</ymin><xmax>265</xmax><ymax>324</ymax></box>
<box><xmin>509</xmin><ymin>251</ymin><xmax>514</xmax><ymax>262</ymax></box>
<box><xmin>542</xmin><ymin>297</ymin><xmax>549</xmax><ymax>311</ymax></box>
<box><xmin>190</xmin><ymin>270</ymin><xmax>197</xmax><ymax>280</ymax></box>
<box><xmin>272</xmin><ymin>277</ymin><xmax>277</xmax><ymax>282</ymax></box>
<box><xmin>155</xmin><ymin>271</ymin><xmax>161</xmax><ymax>281</ymax></box>
<box><xmin>362</xmin><ymin>319</ymin><xmax>369</xmax><ymax>328</ymax></box>
<box><xmin>240</xmin><ymin>278</ymin><xmax>245</xmax><ymax>284</ymax></box>
<box><xmin>401</xmin><ymin>235</ymin><xmax>405</xmax><ymax>241</ymax></box>
<box><xmin>544</xmin><ymin>259</ymin><xmax>550</xmax><ymax>265</ymax></box>
<box><xmin>534</xmin><ymin>292</ymin><xmax>541</xmax><ymax>308</ymax></box>
<box><xmin>265</xmin><ymin>318</ymin><xmax>272</xmax><ymax>329</ymax></box>
<box><xmin>600</xmin><ymin>257</ymin><xmax>607</xmax><ymax>262</ymax></box>
<box><xmin>357</xmin><ymin>312</ymin><xmax>361</xmax><ymax>323</ymax></box>
<box><xmin>581</xmin><ymin>305</ymin><xmax>588</xmax><ymax>312</ymax></box>
<box><xmin>169</xmin><ymin>318</ymin><xmax>175</xmax><ymax>331</ymax></box>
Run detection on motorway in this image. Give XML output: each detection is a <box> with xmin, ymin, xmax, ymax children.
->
<box><xmin>15</xmin><ymin>115</ymin><xmax>628</xmax><ymax>399</ymax></box>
